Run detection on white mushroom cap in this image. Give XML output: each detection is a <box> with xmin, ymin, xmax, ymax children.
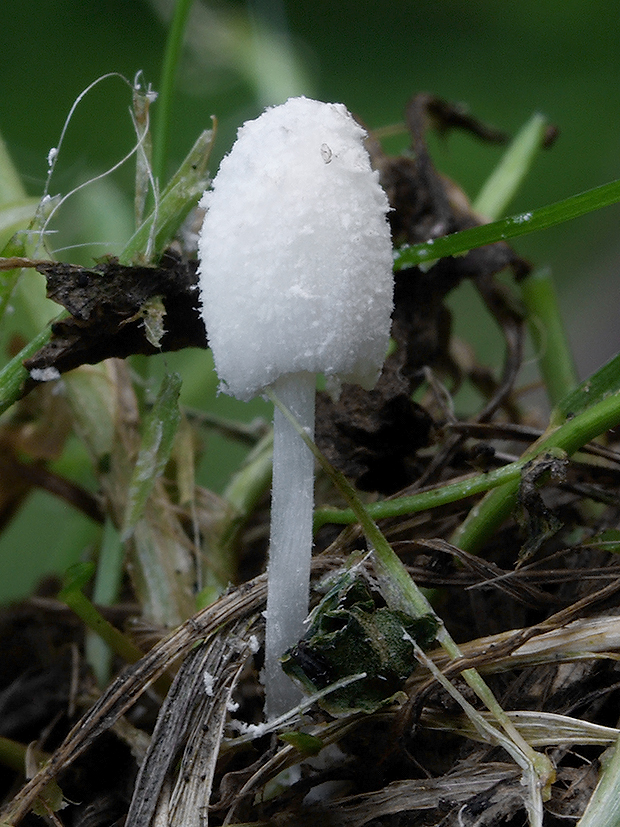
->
<box><xmin>198</xmin><ymin>96</ymin><xmax>394</xmax><ymax>401</ymax></box>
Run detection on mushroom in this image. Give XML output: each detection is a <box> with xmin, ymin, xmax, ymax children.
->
<box><xmin>198</xmin><ymin>96</ymin><xmax>393</xmax><ymax>718</ymax></box>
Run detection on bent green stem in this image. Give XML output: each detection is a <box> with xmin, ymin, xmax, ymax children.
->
<box><xmin>313</xmin><ymin>458</ymin><xmax>530</xmax><ymax>531</ymax></box>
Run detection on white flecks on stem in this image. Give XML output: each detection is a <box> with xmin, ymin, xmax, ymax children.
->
<box><xmin>264</xmin><ymin>371</ymin><xmax>316</xmax><ymax>718</ymax></box>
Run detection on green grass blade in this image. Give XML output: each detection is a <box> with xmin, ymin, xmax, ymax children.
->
<box><xmin>87</xmin><ymin>519</ymin><xmax>125</xmax><ymax>686</ymax></box>
<box><xmin>394</xmin><ymin>178</ymin><xmax>620</xmax><ymax>271</ymax></box>
<box><xmin>552</xmin><ymin>349</ymin><xmax>620</xmax><ymax>426</ymax></box>
<box><xmin>0</xmin><ymin>236</ymin><xmax>30</xmax><ymax>326</ymax></box>
<box><xmin>58</xmin><ymin>562</ymin><xmax>145</xmax><ymax>666</ymax></box>
<box><xmin>121</xmin><ymin>372</ymin><xmax>182</xmax><ymax>540</ymax></box>
<box><xmin>576</xmin><ymin>732</ymin><xmax>620</xmax><ymax>827</ymax></box>
<box><xmin>521</xmin><ymin>267</ymin><xmax>579</xmax><ymax>408</ymax></box>
<box><xmin>0</xmin><ymin>327</ymin><xmax>53</xmax><ymax>415</ymax></box>
<box><xmin>474</xmin><ymin>112</ymin><xmax>550</xmax><ymax>220</ymax></box>
<box><xmin>152</xmin><ymin>0</ymin><xmax>194</xmax><ymax>186</ymax></box>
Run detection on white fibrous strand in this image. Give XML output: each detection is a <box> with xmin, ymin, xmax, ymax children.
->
<box><xmin>198</xmin><ymin>96</ymin><xmax>393</xmax><ymax>719</ymax></box>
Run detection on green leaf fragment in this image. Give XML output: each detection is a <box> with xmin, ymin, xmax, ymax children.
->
<box><xmin>31</xmin><ymin>780</ymin><xmax>65</xmax><ymax>818</ymax></box>
<box><xmin>278</xmin><ymin>731</ymin><xmax>324</xmax><ymax>756</ymax></box>
<box><xmin>121</xmin><ymin>371</ymin><xmax>182</xmax><ymax>540</ymax></box>
<box><xmin>120</xmin><ymin>128</ymin><xmax>215</xmax><ymax>265</ymax></box>
<box><xmin>59</xmin><ymin>560</ymin><xmax>97</xmax><ymax>595</ymax></box>
<box><xmin>282</xmin><ymin>572</ymin><xmax>438</xmax><ymax>713</ymax></box>
<box><xmin>586</xmin><ymin>529</ymin><xmax>620</xmax><ymax>554</ymax></box>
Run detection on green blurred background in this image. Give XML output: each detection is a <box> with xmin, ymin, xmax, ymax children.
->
<box><xmin>1</xmin><ymin>0</ymin><xmax>619</xmax><ymax>602</ymax></box>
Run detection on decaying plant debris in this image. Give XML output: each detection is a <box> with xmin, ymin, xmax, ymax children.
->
<box><xmin>2</xmin><ymin>94</ymin><xmax>620</xmax><ymax>827</ymax></box>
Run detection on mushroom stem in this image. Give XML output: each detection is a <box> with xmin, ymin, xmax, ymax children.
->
<box><xmin>264</xmin><ymin>370</ymin><xmax>316</xmax><ymax>719</ymax></box>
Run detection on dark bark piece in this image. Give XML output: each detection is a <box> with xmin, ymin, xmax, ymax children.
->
<box><xmin>24</xmin><ymin>251</ymin><xmax>207</xmax><ymax>377</ymax></box>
